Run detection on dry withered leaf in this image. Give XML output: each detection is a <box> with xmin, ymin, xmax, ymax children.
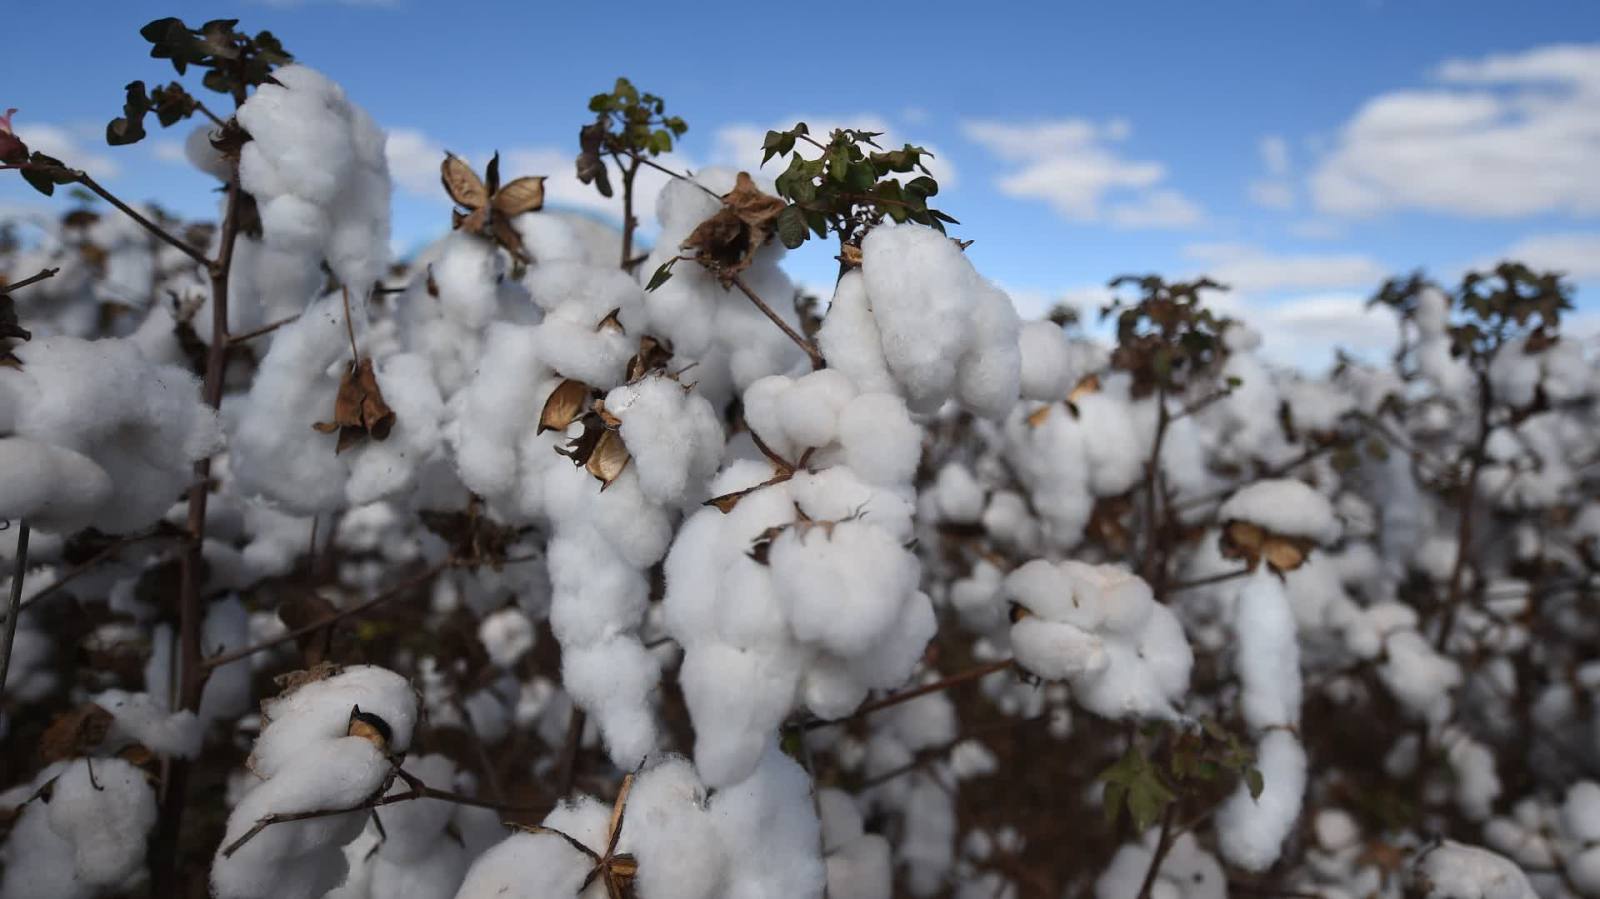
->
<box><xmin>313</xmin><ymin>358</ymin><xmax>396</xmax><ymax>454</ymax></box>
<box><xmin>1069</xmin><ymin>372</ymin><xmax>1101</xmax><ymax>403</ymax></box>
<box><xmin>680</xmin><ymin>172</ymin><xmax>786</xmax><ymax>284</ymax></box>
<box><xmin>39</xmin><ymin>703</ymin><xmax>114</xmax><ymax>764</ymax></box>
<box><xmin>626</xmin><ymin>336</ymin><xmax>673</xmax><ymax>382</ymax></box>
<box><xmin>272</xmin><ymin>661</ymin><xmax>343</xmax><ymax>697</ymax></box>
<box><xmin>420</xmin><ymin>505</ymin><xmax>524</xmax><ymax>568</ymax></box>
<box><xmin>585</xmin><ymin>428</ymin><xmax>631</xmax><ymax>489</ymax></box>
<box><xmin>540</xmin><ymin>379</ymin><xmax>594</xmax><ymax>435</ymax></box>
<box><xmin>442</xmin><ymin>152</ymin><xmax>545</xmax><ymax>263</ymax></box>
<box><xmin>1220</xmin><ymin>519</ymin><xmax>1313</xmax><ymax>574</ymax></box>
<box><xmin>278</xmin><ymin>591</ymin><xmax>341</xmax><ymax>665</ymax></box>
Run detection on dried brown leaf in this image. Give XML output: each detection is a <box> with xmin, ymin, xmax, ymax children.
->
<box><xmin>493</xmin><ymin>176</ymin><xmax>547</xmax><ymax>217</ymax></box>
<box><xmin>586</xmin><ymin>428</ymin><xmax>630</xmax><ymax>489</ymax></box>
<box><xmin>596</xmin><ymin>307</ymin><xmax>625</xmax><ymax>334</ymax></box>
<box><xmin>313</xmin><ymin>358</ymin><xmax>396</xmax><ymax>454</ymax></box>
<box><xmin>39</xmin><ymin>703</ymin><xmax>113</xmax><ymax>764</ymax></box>
<box><xmin>540</xmin><ymin>379</ymin><xmax>593</xmax><ymax>435</ymax></box>
<box><xmin>441</xmin><ymin>154</ymin><xmax>489</xmax><ymax>210</ymax></box>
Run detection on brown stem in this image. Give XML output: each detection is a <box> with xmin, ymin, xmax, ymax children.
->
<box><xmin>1435</xmin><ymin>372</ymin><xmax>1492</xmax><ymax>653</ymax></box>
<box><xmin>1168</xmin><ymin>567</ymin><xmax>1253</xmax><ymax>593</ymax></box>
<box><xmin>75</xmin><ymin>170</ymin><xmax>211</xmax><ymax>267</ymax></box>
<box><xmin>17</xmin><ymin>529</ymin><xmax>176</xmax><ymax>613</ymax></box>
<box><xmin>804</xmin><ymin>658</ymin><xmax>1014</xmax><ymax>731</ymax></box>
<box><xmin>0</xmin><ymin>521</ymin><xmax>31</xmax><ymax>698</ymax></box>
<box><xmin>0</xmin><ymin>267</ymin><xmax>59</xmax><ymax>294</ymax></box>
<box><xmin>191</xmin><ymin>100</ymin><xmax>227</xmax><ymax>128</ymax></box>
<box><xmin>731</xmin><ymin>274</ymin><xmax>824</xmax><ymax>370</ymax></box>
<box><xmin>151</xmin><ymin>166</ymin><xmax>245</xmax><ymax>892</ymax></box>
<box><xmin>555</xmin><ymin>706</ymin><xmax>587</xmax><ymax>796</ymax></box>
<box><xmin>201</xmin><ymin>561</ymin><xmax>449</xmax><ymax>671</ymax></box>
<box><xmin>618</xmin><ymin>154</ymin><xmax>640</xmax><ymax>271</ymax></box>
<box><xmin>1141</xmin><ymin>388</ymin><xmax>1171</xmax><ymax>591</ymax></box>
<box><xmin>227</xmin><ymin>314</ymin><xmax>300</xmax><ymax>346</ymax></box>
<box><xmin>1134</xmin><ymin>802</ymin><xmax>1178</xmax><ymax>899</ymax></box>
<box><xmin>634</xmin><ymin>156</ymin><xmax>720</xmax><ymax>198</ymax></box>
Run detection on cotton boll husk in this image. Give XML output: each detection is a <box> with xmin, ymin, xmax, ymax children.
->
<box><xmin>1234</xmin><ymin>569</ymin><xmax>1303</xmax><ymax>729</ymax></box>
<box><xmin>44</xmin><ymin>758</ymin><xmax>157</xmax><ymax>889</ymax></box>
<box><xmin>1216</xmin><ymin>729</ymin><xmax>1307</xmax><ymax>872</ymax></box>
<box><xmin>345</xmin><ymin>352</ymin><xmax>445</xmax><ymax>506</ymax></box>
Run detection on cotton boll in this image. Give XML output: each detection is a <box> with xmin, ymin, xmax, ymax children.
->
<box><xmin>0</xmin><ymin>436</ymin><xmax>112</xmax><ymax>532</ymax></box>
<box><xmin>91</xmin><ymin>689</ymin><xmax>202</xmax><ymax>758</ymax></box>
<box><xmin>1218</xmin><ymin>478</ymin><xmax>1341</xmax><ymax>545</ymax></box>
<box><xmin>817</xmin><ymin>272</ymin><xmax>896</xmax><ymax>397</ymax></box>
<box><xmin>1</xmin><ymin>337</ymin><xmax>222</xmax><ymax>534</ymax></box>
<box><xmin>1017</xmin><ymin>320</ymin><xmax>1071</xmax><ymax>401</ymax></box>
<box><xmin>526</xmin><ymin>261</ymin><xmax>647</xmax><ymax>388</ymax></box>
<box><xmin>835</xmin><ymin>392</ymin><xmax>922</xmax><ymax>489</ymax></box>
<box><xmin>710</xmin><ymin>744</ymin><xmax>827</xmax><ymax>899</ymax></box>
<box><xmin>1216</xmin><ymin>729</ymin><xmax>1307</xmax><ymax>872</ymax></box>
<box><xmin>1234</xmin><ymin>569</ymin><xmax>1302</xmax><ymax>729</ymax></box>
<box><xmin>235</xmin><ymin>64</ymin><xmax>390</xmax><ymax>297</ymax></box>
<box><xmin>933</xmin><ymin>463</ymin><xmax>985</xmax><ymax>524</ymax></box>
<box><xmin>479</xmin><ymin>607</ymin><xmax>535</xmax><ymax>668</ymax></box>
<box><xmin>622</xmin><ymin>756</ymin><xmax>729</xmax><ymax>899</ymax></box>
<box><xmin>561</xmin><ymin>635</ymin><xmax>660</xmax><ymax>769</ymax></box>
<box><xmin>1005</xmin><ymin>560</ymin><xmax>1191</xmax><ymax>720</ymax></box>
<box><xmin>857</xmin><ymin>223</ymin><xmax>1020</xmax><ymax>417</ymax></box>
<box><xmin>1096</xmin><ymin>831</ymin><xmax>1226</xmax><ymax>899</ymax></box>
<box><xmin>452</xmin><ymin>829</ymin><xmax>594</xmax><ymax>899</ymax></box>
<box><xmin>44</xmin><ymin>759</ymin><xmax>157</xmax><ymax>889</ymax></box>
<box><xmin>1562</xmin><ymin>781</ymin><xmax>1600</xmax><ymax>843</ymax></box>
<box><xmin>679</xmin><ymin>642</ymin><xmax>802</xmax><ymax>788</ymax></box>
<box><xmin>607</xmin><ymin>376</ymin><xmax>724</xmax><ymax>506</ymax></box>
<box><xmin>1409</xmin><ymin>841</ymin><xmax>1537</xmax><ymax>899</ymax></box>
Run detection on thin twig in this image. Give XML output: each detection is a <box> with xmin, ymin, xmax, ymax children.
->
<box><xmin>15</xmin><ymin>530</ymin><xmax>175</xmax><ymax>613</ymax></box>
<box><xmin>202</xmin><ymin>561</ymin><xmax>449</xmax><ymax>671</ymax></box>
<box><xmin>1168</xmin><ymin>567</ymin><xmax>1253</xmax><ymax>593</ymax></box>
<box><xmin>804</xmin><ymin>658</ymin><xmax>1014</xmax><ymax>731</ymax></box>
<box><xmin>227</xmin><ymin>314</ymin><xmax>300</xmax><ymax>346</ymax></box>
<box><xmin>555</xmin><ymin>707</ymin><xmax>587</xmax><ymax>797</ymax></box>
<box><xmin>0</xmin><ymin>267</ymin><xmax>59</xmax><ymax>294</ymax></box>
<box><xmin>0</xmin><ymin>522</ymin><xmax>31</xmax><ymax>698</ymax></box>
<box><xmin>731</xmin><ymin>274</ymin><xmax>824</xmax><ymax>370</ymax></box>
<box><xmin>1134</xmin><ymin>802</ymin><xmax>1178</xmax><ymax>899</ymax></box>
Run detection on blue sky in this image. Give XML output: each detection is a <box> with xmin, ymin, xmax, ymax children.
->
<box><xmin>3</xmin><ymin>0</ymin><xmax>1598</xmax><ymax>366</ymax></box>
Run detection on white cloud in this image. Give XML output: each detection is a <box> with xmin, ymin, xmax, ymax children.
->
<box><xmin>1287</xmin><ymin>219</ymin><xmax>1345</xmax><ymax>240</ymax></box>
<box><xmin>1310</xmin><ymin>43</ymin><xmax>1600</xmax><ymax>217</ymax></box>
<box><xmin>14</xmin><ymin>123</ymin><xmax>121</xmax><ymax>180</ymax></box>
<box><xmin>962</xmin><ymin>118</ymin><xmax>1202</xmax><ymax>228</ymax></box>
<box><xmin>1249</xmin><ymin>134</ymin><xmax>1296</xmax><ymax>210</ymax></box>
<box><xmin>1108</xmin><ymin>189</ymin><xmax>1203</xmax><ymax>228</ymax></box>
<box><xmin>1182</xmin><ymin>243</ymin><xmax>1389</xmax><ymax>293</ymax></box>
<box><xmin>384</xmin><ymin>127</ymin><xmax>446</xmax><ymax>197</ymax></box>
<box><xmin>150</xmin><ymin>139</ymin><xmax>187</xmax><ymax>165</ymax></box>
<box><xmin>712</xmin><ymin>115</ymin><xmax>957</xmax><ymax>188</ymax></box>
<box><xmin>1489</xmin><ymin>232</ymin><xmax>1600</xmax><ymax>280</ymax></box>
<box><xmin>1244</xmin><ymin>292</ymin><xmax>1398</xmax><ymax>368</ymax></box>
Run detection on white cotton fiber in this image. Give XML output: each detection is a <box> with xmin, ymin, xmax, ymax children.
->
<box><xmin>1219</xmin><ymin>478</ymin><xmax>1341</xmax><ymax>544</ymax></box>
<box><xmin>1216</xmin><ymin>729</ymin><xmax>1307</xmax><ymax>872</ymax></box>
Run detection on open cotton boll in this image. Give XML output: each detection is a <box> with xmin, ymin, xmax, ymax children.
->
<box><xmin>43</xmin><ymin>758</ymin><xmax>157</xmax><ymax>891</ymax></box>
<box><xmin>1409</xmin><ymin>841</ymin><xmax>1537</xmax><ymax>899</ymax></box>
<box><xmin>606</xmin><ymin>376</ymin><xmax>724</xmax><ymax>506</ymax></box>
<box><xmin>526</xmin><ymin>261</ymin><xmax>648</xmax><ymax>388</ymax></box>
<box><xmin>0</xmin><ymin>436</ymin><xmax>112</xmax><ymax>532</ymax></box>
<box><xmin>933</xmin><ymin>463</ymin><xmax>985</xmax><ymax>524</ymax></box>
<box><xmin>214</xmin><ymin>667</ymin><xmax>418</xmax><ymax>899</ymax></box>
<box><xmin>235</xmin><ymin>64</ymin><xmax>390</xmax><ymax>296</ymax></box>
<box><xmin>0</xmin><ymin>770</ymin><xmax>88</xmax><ymax>899</ymax></box>
<box><xmin>857</xmin><ymin>223</ymin><xmax>1020</xmax><ymax>418</ymax></box>
<box><xmin>1095</xmin><ymin>831</ymin><xmax>1226</xmax><ymax>899</ymax></box>
<box><xmin>91</xmin><ymin>689</ymin><xmax>202</xmax><ymax>758</ymax></box>
<box><xmin>1216</xmin><ymin>729</ymin><xmax>1307</xmax><ymax>872</ymax></box>
<box><xmin>816</xmin><ymin>272</ymin><xmax>896</xmax><ymax>397</ymax></box>
<box><xmin>1218</xmin><ymin>478</ymin><xmax>1341</xmax><ymax>545</ymax></box>
<box><xmin>1017</xmin><ymin>319</ymin><xmax>1072</xmax><ymax>401</ymax></box>
<box><xmin>1</xmin><ymin>336</ymin><xmax>222</xmax><ymax>534</ymax></box>
<box><xmin>1004</xmin><ymin>560</ymin><xmax>1192</xmax><ymax>720</ymax></box>
<box><xmin>1234</xmin><ymin>569</ymin><xmax>1302</xmax><ymax>729</ymax></box>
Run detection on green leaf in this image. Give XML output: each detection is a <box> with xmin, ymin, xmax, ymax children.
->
<box><xmin>776</xmin><ymin>205</ymin><xmax>808</xmax><ymax>249</ymax></box>
<box><xmin>646</xmin><ymin>260</ymin><xmax>675</xmax><ymax>292</ymax></box>
<box><xmin>1245</xmin><ymin>767</ymin><xmax>1265</xmax><ymax>801</ymax></box>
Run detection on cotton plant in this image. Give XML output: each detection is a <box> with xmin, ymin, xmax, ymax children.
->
<box><xmin>5</xmin><ymin>22</ymin><xmax>1596</xmax><ymax>899</ymax></box>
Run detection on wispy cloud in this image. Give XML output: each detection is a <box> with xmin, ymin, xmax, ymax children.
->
<box><xmin>961</xmin><ymin>117</ymin><xmax>1202</xmax><ymax>229</ymax></box>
